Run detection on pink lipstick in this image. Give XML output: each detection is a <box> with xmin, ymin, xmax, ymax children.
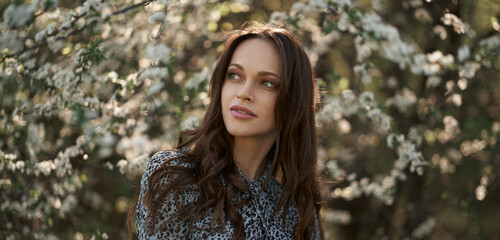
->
<box><xmin>230</xmin><ymin>105</ymin><xmax>256</xmax><ymax>119</ymax></box>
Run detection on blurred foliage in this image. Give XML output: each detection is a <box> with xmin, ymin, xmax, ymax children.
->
<box><xmin>1</xmin><ymin>0</ymin><xmax>500</xmax><ymax>239</ymax></box>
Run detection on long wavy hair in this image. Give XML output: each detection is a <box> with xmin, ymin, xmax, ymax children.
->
<box><xmin>127</xmin><ymin>24</ymin><xmax>323</xmax><ymax>240</ymax></box>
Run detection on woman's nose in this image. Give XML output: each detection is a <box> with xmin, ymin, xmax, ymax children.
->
<box><xmin>236</xmin><ymin>81</ymin><xmax>254</xmax><ymax>102</ymax></box>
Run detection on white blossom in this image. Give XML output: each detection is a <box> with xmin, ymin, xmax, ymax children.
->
<box><xmin>379</xmin><ymin>114</ymin><xmax>392</xmax><ymax>132</ymax></box>
<box><xmin>126</xmin><ymin>154</ymin><xmax>150</xmax><ymax>175</ymax></box>
<box><xmin>308</xmin><ymin>0</ymin><xmax>328</xmax><ymax>10</ymax></box>
<box><xmin>140</xmin><ymin>67</ymin><xmax>168</xmax><ymax>80</ymax></box>
<box><xmin>317</xmin><ymin>98</ymin><xmax>343</xmax><ymax>122</ymax></box>
<box><xmin>395</xmin><ymin>140</ymin><xmax>427</xmax><ymax>175</ymax></box>
<box><xmin>324</xmin><ymin>209</ymin><xmax>352</xmax><ymax>224</ymax></box>
<box><xmin>116</xmin><ymin>160</ymin><xmax>128</xmax><ymax>174</ymax></box>
<box><xmin>359</xmin><ymin>12</ymin><xmax>414</xmax><ymax>68</ymax></box>
<box><xmin>0</xmin><ymin>30</ymin><xmax>24</xmax><ymax>53</ymax></box>
<box><xmin>48</xmin><ymin>69</ymin><xmax>77</xmax><ymax>89</ymax></box>
<box><xmin>150</xmin><ymin>11</ymin><xmax>166</xmax><ymax>24</ymax></box>
<box><xmin>148</xmin><ymin>82</ymin><xmax>165</xmax><ymax>95</ymax></box>
<box><xmin>35</xmin><ymin>161</ymin><xmax>56</xmax><ymax>176</ymax></box>
<box><xmin>457</xmin><ymin>45</ymin><xmax>470</xmax><ymax>62</ymax></box>
<box><xmin>367</xmin><ymin>108</ymin><xmax>392</xmax><ymax>132</ymax></box>
<box><xmin>59</xmin><ymin>10</ymin><xmax>74</xmax><ymax>30</ymax></box>
<box><xmin>457</xmin><ymin>78</ymin><xmax>467</xmax><ymax>90</ymax></box>
<box><xmin>426</xmin><ymin>50</ymin><xmax>443</xmax><ymax>63</ymax></box>
<box><xmin>479</xmin><ymin>35</ymin><xmax>500</xmax><ymax>51</ymax></box>
<box><xmin>458</xmin><ymin>62</ymin><xmax>480</xmax><ymax>79</ymax></box>
<box><xmin>337</xmin><ymin>13</ymin><xmax>351</xmax><ymax>31</ymax></box>
<box><xmin>145</xmin><ymin>43</ymin><xmax>172</xmax><ymax>63</ymax></box>
<box><xmin>35</xmin><ymin>29</ymin><xmax>48</xmax><ymax>43</ymax></box>
<box><xmin>361</xmin><ymin>13</ymin><xmax>396</xmax><ymax>40</ymax></box>
<box><xmin>331</xmin><ymin>0</ymin><xmax>352</xmax><ymax>9</ymax></box>
<box><xmin>448</xmin><ymin>93</ymin><xmax>462</xmax><ymax>107</ymax></box>
<box><xmin>439</xmin><ymin>54</ymin><xmax>454</xmax><ymax>67</ymax></box>
<box><xmin>387</xmin><ymin>133</ymin><xmax>405</xmax><ymax>148</ymax></box>
<box><xmin>60</xmin><ymin>195</ymin><xmax>77</xmax><ymax>217</ymax></box>
<box><xmin>104</xmin><ymin>162</ymin><xmax>114</xmax><ymax>170</ymax></box>
<box><xmin>46</xmin><ymin>22</ymin><xmax>57</xmax><ymax>35</ymax></box>
<box><xmin>47</xmin><ymin>36</ymin><xmax>65</xmax><ymax>53</ymax></box>
<box><xmin>460</xmin><ymin>139</ymin><xmax>487</xmax><ymax>156</ymax></box>
<box><xmin>116</xmin><ymin>155</ymin><xmax>150</xmax><ymax>176</ymax></box>
<box><xmin>414</xmin><ymin>8</ymin><xmax>432</xmax><ymax>23</ymax></box>
<box><xmin>358</xmin><ymin>91</ymin><xmax>375</xmax><ymax>108</ymax></box>
<box><xmin>426</xmin><ymin>76</ymin><xmax>441</xmax><ymax>88</ymax></box>
<box><xmin>411</xmin><ymin>216</ymin><xmax>436</xmax><ymax>239</ymax></box>
<box><xmin>2</xmin><ymin>3</ymin><xmax>36</xmax><ymax>29</ymax></box>
<box><xmin>480</xmin><ymin>175</ymin><xmax>489</xmax><ymax>186</ymax></box>
<box><xmin>346</xmin><ymin>173</ymin><xmax>357</xmax><ymax>181</ymax></box>
<box><xmin>423</xmin><ymin>63</ymin><xmax>440</xmax><ymax>76</ymax></box>
<box><xmin>334</xmin><ymin>181</ymin><xmax>363</xmax><ymax>200</ymax></box>
<box><xmin>290</xmin><ymin>2</ymin><xmax>307</xmax><ymax>17</ymax></box>
<box><xmin>385</xmin><ymin>88</ymin><xmax>417</xmax><ymax>112</ymax></box>
<box><xmin>353</xmin><ymin>64</ymin><xmax>372</xmax><ymax>83</ymax></box>
<box><xmin>411</xmin><ymin>53</ymin><xmax>426</xmax><ymax>74</ymax></box>
<box><xmin>326</xmin><ymin>160</ymin><xmax>346</xmax><ymax>181</ymax></box>
<box><xmin>185</xmin><ymin>67</ymin><xmax>211</xmax><ymax>89</ymax></box>
<box><xmin>354</xmin><ymin>36</ymin><xmax>373</xmax><ymax>62</ymax></box>
<box><xmin>475</xmin><ymin>185</ymin><xmax>487</xmax><ymax>201</ymax></box>
<box><xmin>436</xmin><ymin>155</ymin><xmax>456</xmax><ymax>174</ymax></box>
<box><xmin>97</xmin><ymin>133</ymin><xmax>115</xmax><ymax>158</ymax></box>
<box><xmin>432</xmin><ymin>25</ymin><xmax>447</xmax><ymax>40</ymax></box>
<box><xmin>24</xmin><ymin>58</ymin><xmax>36</xmax><ymax>69</ymax></box>
<box><xmin>82</xmin><ymin>0</ymin><xmax>103</xmax><ymax>13</ymax></box>
<box><xmin>441</xmin><ymin>13</ymin><xmax>469</xmax><ymax>34</ymax></box>
<box><xmin>269</xmin><ymin>11</ymin><xmax>288</xmax><ymax>25</ymax></box>
<box><xmin>158</xmin><ymin>0</ymin><xmax>175</xmax><ymax>6</ymax></box>
<box><xmin>116</xmin><ymin>122</ymin><xmax>154</xmax><ymax>163</ymax></box>
<box><xmin>403</xmin><ymin>0</ymin><xmax>423</xmax><ymax>8</ymax></box>
<box><xmin>181</xmin><ymin>116</ymin><xmax>200</xmax><ymax>131</ymax></box>
<box><xmin>0</xmin><ymin>178</ymin><xmax>12</xmax><ymax>187</ymax></box>
<box><xmin>408</xmin><ymin>127</ymin><xmax>423</xmax><ymax>146</ymax></box>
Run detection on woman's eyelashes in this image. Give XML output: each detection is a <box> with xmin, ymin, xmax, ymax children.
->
<box><xmin>227</xmin><ymin>71</ymin><xmax>279</xmax><ymax>89</ymax></box>
<box><xmin>261</xmin><ymin>80</ymin><xmax>278</xmax><ymax>89</ymax></box>
<box><xmin>227</xmin><ymin>71</ymin><xmax>241</xmax><ymax>80</ymax></box>
<box><xmin>226</xmin><ymin>70</ymin><xmax>279</xmax><ymax>89</ymax></box>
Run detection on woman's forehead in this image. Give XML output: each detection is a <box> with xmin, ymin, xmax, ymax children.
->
<box><xmin>229</xmin><ymin>38</ymin><xmax>281</xmax><ymax>76</ymax></box>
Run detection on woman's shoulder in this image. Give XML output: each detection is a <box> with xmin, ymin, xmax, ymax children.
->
<box><xmin>138</xmin><ymin>148</ymin><xmax>199</xmax><ymax>207</ymax></box>
<box><xmin>146</xmin><ymin>148</ymin><xmax>193</xmax><ymax>171</ymax></box>
<box><xmin>136</xmin><ymin>148</ymin><xmax>199</xmax><ymax>239</ymax></box>
<box><xmin>140</xmin><ymin>148</ymin><xmax>195</xmax><ymax>190</ymax></box>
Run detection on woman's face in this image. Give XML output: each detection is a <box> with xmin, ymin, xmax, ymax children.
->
<box><xmin>221</xmin><ymin>38</ymin><xmax>281</xmax><ymax>141</ymax></box>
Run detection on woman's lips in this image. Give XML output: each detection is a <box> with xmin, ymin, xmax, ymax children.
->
<box><xmin>230</xmin><ymin>105</ymin><xmax>256</xmax><ymax>119</ymax></box>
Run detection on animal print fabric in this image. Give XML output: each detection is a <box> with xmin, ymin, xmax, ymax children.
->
<box><xmin>136</xmin><ymin>150</ymin><xmax>320</xmax><ymax>239</ymax></box>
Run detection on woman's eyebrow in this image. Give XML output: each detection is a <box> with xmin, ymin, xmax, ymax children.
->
<box><xmin>229</xmin><ymin>63</ymin><xmax>281</xmax><ymax>79</ymax></box>
<box><xmin>229</xmin><ymin>63</ymin><xmax>244</xmax><ymax>70</ymax></box>
<box><xmin>257</xmin><ymin>71</ymin><xmax>281</xmax><ymax>79</ymax></box>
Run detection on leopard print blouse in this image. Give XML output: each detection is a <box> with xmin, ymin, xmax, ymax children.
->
<box><xmin>136</xmin><ymin>150</ymin><xmax>320</xmax><ymax>239</ymax></box>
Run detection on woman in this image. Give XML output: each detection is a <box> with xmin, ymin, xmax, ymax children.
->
<box><xmin>127</xmin><ymin>24</ymin><xmax>324</xmax><ymax>240</ymax></box>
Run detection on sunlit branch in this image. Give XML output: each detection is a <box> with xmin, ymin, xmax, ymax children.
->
<box><xmin>3</xmin><ymin>0</ymin><xmax>156</xmax><ymax>60</ymax></box>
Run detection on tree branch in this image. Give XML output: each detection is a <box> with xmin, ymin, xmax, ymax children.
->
<box><xmin>3</xmin><ymin>0</ymin><xmax>156</xmax><ymax>60</ymax></box>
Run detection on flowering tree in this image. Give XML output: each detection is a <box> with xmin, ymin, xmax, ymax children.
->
<box><xmin>1</xmin><ymin>0</ymin><xmax>499</xmax><ymax>239</ymax></box>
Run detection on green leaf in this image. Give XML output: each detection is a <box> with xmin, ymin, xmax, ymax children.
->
<box><xmin>322</xmin><ymin>22</ymin><xmax>338</xmax><ymax>34</ymax></box>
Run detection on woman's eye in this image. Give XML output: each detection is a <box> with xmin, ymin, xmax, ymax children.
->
<box><xmin>262</xmin><ymin>80</ymin><xmax>276</xmax><ymax>88</ymax></box>
<box><xmin>227</xmin><ymin>72</ymin><xmax>240</xmax><ymax>80</ymax></box>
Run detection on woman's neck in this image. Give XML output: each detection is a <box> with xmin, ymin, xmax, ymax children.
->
<box><xmin>233</xmin><ymin>136</ymin><xmax>275</xmax><ymax>180</ymax></box>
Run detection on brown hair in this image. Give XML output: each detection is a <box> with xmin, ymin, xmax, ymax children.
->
<box><xmin>127</xmin><ymin>23</ymin><xmax>323</xmax><ymax>240</ymax></box>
